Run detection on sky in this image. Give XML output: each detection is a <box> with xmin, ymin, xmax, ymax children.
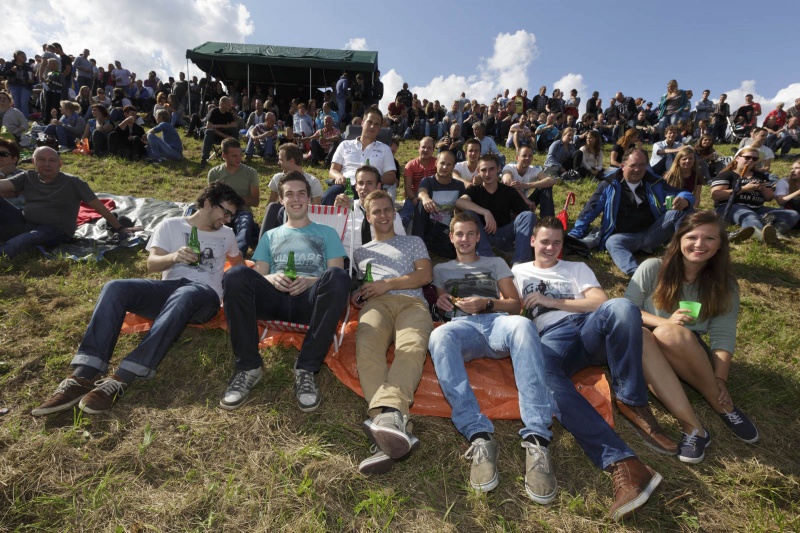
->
<box><xmin>4</xmin><ymin>0</ymin><xmax>799</xmax><ymax>121</ymax></box>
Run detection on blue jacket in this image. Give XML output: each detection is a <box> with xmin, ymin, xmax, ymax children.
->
<box><xmin>657</xmin><ymin>90</ymin><xmax>688</xmax><ymax>119</ymax></box>
<box><xmin>568</xmin><ymin>169</ymin><xmax>694</xmax><ymax>251</ymax></box>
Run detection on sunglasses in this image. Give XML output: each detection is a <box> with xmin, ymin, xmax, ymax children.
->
<box><xmin>739</xmin><ymin>155</ymin><xmax>759</xmax><ymax>161</ymax></box>
<box><xmin>0</xmin><ymin>151</ymin><xmax>12</xmax><ymax>158</ymax></box>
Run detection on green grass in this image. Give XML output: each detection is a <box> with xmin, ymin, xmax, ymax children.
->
<box><xmin>0</xmin><ymin>134</ymin><xmax>798</xmax><ymax>531</ymax></box>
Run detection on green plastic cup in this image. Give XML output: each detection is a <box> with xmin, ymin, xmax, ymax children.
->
<box><xmin>679</xmin><ymin>301</ymin><xmax>702</xmax><ymax>320</ymax></box>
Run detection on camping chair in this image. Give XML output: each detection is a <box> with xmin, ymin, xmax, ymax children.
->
<box><xmin>257</xmin><ymin>204</ymin><xmax>354</xmax><ymax>353</ymax></box>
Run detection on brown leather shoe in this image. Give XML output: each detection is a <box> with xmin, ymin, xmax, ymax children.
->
<box><xmin>609</xmin><ymin>457</ymin><xmax>662</xmax><ymax>521</ymax></box>
<box><xmin>31</xmin><ymin>375</ymin><xmax>96</xmax><ymax>416</ymax></box>
<box><xmin>78</xmin><ymin>375</ymin><xmax>128</xmax><ymax>414</ymax></box>
<box><xmin>615</xmin><ymin>399</ymin><xmax>678</xmax><ymax>455</ymax></box>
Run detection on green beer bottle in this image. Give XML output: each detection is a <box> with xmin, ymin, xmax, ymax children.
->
<box><xmin>344</xmin><ymin>178</ymin><xmax>355</xmax><ymax>199</ymax></box>
<box><xmin>188</xmin><ymin>226</ymin><xmax>201</xmax><ymax>266</ymax></box>
<box><xmin>285</xmin><ymin>251</ymin><xmax>297</xmax><ymax>281</ymax></box>
<box><xmin>364</xmin><ymin>262</ymin><xmax>373</xmax><ymax>283</ymax></box>
<box><xmin>445</xmin><ymin>284</ymin><xmax>459</xmax><ymax>320</ymax></box>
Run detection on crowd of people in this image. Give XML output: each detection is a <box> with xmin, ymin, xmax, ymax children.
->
<box><xmin>2</xmin><ymin>44</ymin><xmax>800</xmax><ymax>523</ymax></box>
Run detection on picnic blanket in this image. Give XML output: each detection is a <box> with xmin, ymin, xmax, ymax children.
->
<box><xmin>121</xmin><ymin>304</ymin><xmax>613</xmax><ymax>425</ymax></box>
<box><xmin>37</xmin><ymin>193</ymin><xmax>190</xmax><ymax>261</ymax></box>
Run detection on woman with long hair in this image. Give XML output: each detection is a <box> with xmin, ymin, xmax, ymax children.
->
<box><xmin>775</xmin><ymin>161</ymin><xmax>800</xmax><ymax>226</ymax></box>
<box><xmin>609</xmin><ymin>128</ymin><xmax>639</xmax><ymax>168</ymax></box>
<box><xmin>663</xmin><ymin>146</ymin><xmax>704</xmax><ymax>208</ymax></box>
<box><xmin>693</xmin><ymin>134</ymin><xmax>720</xmax><ymax>176</ymax></box>
<box><xmin>625</xmin><ymin>211</ymin><xmax>759</xmax><ymax>463</ymax></box>
<box><xmin>83</xmin><ymin>103</ymin><xmax>113</xmax><ymax>156</ymax></box>
<box><xmin>656</xmin><ymin>79</ymin><xmax>688</xmax><ymax>138</ymax></box>
<box><xmin>575</xmin><ymin>129</ymin><xmax>604</xmax><ymax>179</ymax></box>
<box><xmin>43</xmin><ymin>100</ymin><xmax>86</xmax><ymax>149</ymax></box>
<box><xmin>710</xmin><ymin>146</ymin><xmax>800</xmax><ymax>244</ymax></box>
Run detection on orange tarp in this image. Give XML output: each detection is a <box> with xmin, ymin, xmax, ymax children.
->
<box><xmin>121</xmin><ymin>304</ymin><xmax>613</xmax><ymax>425</ymax></box>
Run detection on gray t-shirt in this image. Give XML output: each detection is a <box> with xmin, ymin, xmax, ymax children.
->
<box><xmin>268</xmin><ymin>171</ymin><xmax>324</xmax><ymax>199</ymax></box>
<box><xmin>9</xmin><ymin>170</ymin><xmax>97</xmax><ymax>233</ymax></box>
<box><xmin>354</xmin><ymin>235</ymin><xmax>429</xmax><ymax>301</ymax></box>
<box><xmin>433</xmin><ymin>256</ymin><xmax>513</xmax><ymax>317</ymax></box>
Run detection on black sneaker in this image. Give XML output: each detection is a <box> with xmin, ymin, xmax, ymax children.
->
<box><xmin>678</xmin><ymin>428</ymin><xmax>711</xmax><ymax>464</ymax></box>
<box><xmin>719</xmin><ymin>407</ymin><xmax>759</xmax><ymax>443</ymax></box>
<box><xmin>219</xmin><ymin>367</ymin><xmax>263</xmax><ymax>410</ymax></box>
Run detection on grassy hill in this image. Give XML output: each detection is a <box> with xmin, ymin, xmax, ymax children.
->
<box><xmin>0</xmin><ymin>134</ymin><xmax>798</xmax><ymax>532</ymax></box>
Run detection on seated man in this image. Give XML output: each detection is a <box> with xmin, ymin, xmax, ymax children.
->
<box><xmin>31</xmin><ymin>182</ymin><xmax>244</xmax><ymax>415</ymax></box>
<box><xmin>334</xmin><ymin>165</ymin><xmax>405</xmax><ymax>265</ymax></box>
<box><xmin>453</xmin><ymin>138</ymin><xmax>481</xmax><ymax>187</ymax></box>
<box><xmin>472</xmin><ymin>122</ymin><xmax>505</xmax><ymax>167</ymax></box>
<box><xmin>436</xmin><ymin>123</ymin><xmax>465</xmax><ymax>161</ymax></box>
<box><xmin>146</xmin><ymin>109</ymin><xmax>184</xmax><ymax>162</ymax></box>
<box><xmin>535</xmin><ymin>114</ymin><xmax>558</xmax><ymax>153</ymax></box>
<box><xmin>322</xmin><ymin>107</ymin><xmax>396</xmax><ymax>205</ymax></box>
<box><xmin>460</xmin><ymin>154</ymin><xmax>536</xmax><ymax>266</ymax></box>
<box><xmin>0</xmin><ymin>147</ymin><xmax>135</xmax><ymax>259</ymax></box>
<box><xmin>207</xmin><ymin>138</ymin><xmax>260</xmax><ymax>256</ymax></box>
<box><xmin>774</xmin><ymin>117</ymin><xmax>800</xmax><ymax>156</ymax></box>
<box><xmin>315</xmin><ymin>101</ymin><xmax>340</xmax><ymax>130</ymax></box>
<box><xmin>351</xmin><ymin>190</ymin><xmax>433</xmax><ymax>475</ymax></box>
<box><xmin>737</xmin><ymin>127</ymin><xmax>775</xmax><ymax>173</ymax></box>
<box><xmin>305</xmin><ymin>114</ymin><xmax>341</xmax><ymax>167</ymax></box>
<box><xmin>200</xmin><ymin>96</ymin><xmax>239</xmax><ymax>168</ymax></box>
<box><xmin>429</xmin><ymin>213</ymin><xmax>557</xmax><ymax>503</ymax></box>
<box><xmin>400</xmin><ymin>137</ymin><xmax>437</xmax><ymax>228</ymax></box>
<box><xmin>108</xmin><ymin>105</ymin><xmax>146</xmax><ymax>160</ymax></box>
<box><xmin>502</xmin><ymin>145</ymin><xmax>557</xmax><ymax>217</ymax></box>
<box><xmin>220</xmin><ymin>171</ymin><xmax>350</xmax><ymax>411</ymax></box>
<box><xmin>244</xmin><ymin>111</ymin><xmax>277</xmax><ymax>161</ymax></box>
<box><xmin>411</xmin><ymin>150</ymin><xmax>466</xmax><ymax>259</ymax></box>
<box><xmin>513</xmin><ymin>216</ymin><xmax>674</xmax><ymax>521</ymax></box>
<box><xmin>649</xmin><ymin>126</ymin><xmax>683</xmax><ymax>175</ymax></box>
<box><xmin>507</xmin><ymin>113</ymin><xmax>534</xmax><ymax>151</ymax></box>
<box><xmin>569</xmin><ymin>148</ymin><xmax>693</xmax><ymax>277</ymax></box>
<box><xmin>387</xmin><ymin>95</ymin><xmax>407</xmax><ymax>134</ymax></box>
<box><xmin>262</xmin><ymin>144</ymin><xmax>324</xmax><ymax>232</ymax></box>
<box><xmin>632</xmin><ymin>110</ymin><xmax>656</xmax><ymax>144</ymax></box>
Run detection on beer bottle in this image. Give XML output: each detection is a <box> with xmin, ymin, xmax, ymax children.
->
<box><xmin>364</xmin><ymin>262</ymin><xmax>373</xmax><ymax>282</ymax></box>
<box><xmin>445</xmin><ymin>284</ymin><xmax>459</xmax><ymax>320</ymax></box>
<box><xmin>344</xmin><ymin>178</ymin><xmax>354</xmax><ymax>199</ymax></box>
<box><xmin>188</xmin><ymin>226</ymin><xmax>201</xmax><ymax>266</ymax></box>
<box><xmin>285</xmin><ymin>251</ymin><xmax>297</xmax><ymax>280</ymax></box>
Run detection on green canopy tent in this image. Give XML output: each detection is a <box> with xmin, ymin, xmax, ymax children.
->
<box><xmin>185</xmin><ymin>42</ymin><xmax>378</xmax><ymax>109</ymax></box>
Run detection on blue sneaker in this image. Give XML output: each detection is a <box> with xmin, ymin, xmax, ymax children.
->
<box><xmin>719</xmin><ymin>406</ymin><xmax>759</xmax><ymax>443</ymax></box>
<box><xmin>678</xmin><ymin>428</ymin><xmax>711</xmax><ymax>464</ymax></box>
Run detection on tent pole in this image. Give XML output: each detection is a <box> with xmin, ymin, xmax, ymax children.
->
<box><xmin>186</xmin><ymin>58</ymin><xmax>190</xmax><ymax>115</ymax></box>
<box><xmin>309</xmin><ymin>68</ymin><xmax>312</xmax><ymax>102</ymax></box>
<box><xmin>247</xmin><ymin>63</ymin><xmax>251</xmax><ymax>113</ymax></box>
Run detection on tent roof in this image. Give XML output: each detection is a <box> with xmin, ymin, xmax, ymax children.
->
<box><xmin>185</xmin><ymin>42</ymin><xmax>378</xmax><ymax>86</ymax></box>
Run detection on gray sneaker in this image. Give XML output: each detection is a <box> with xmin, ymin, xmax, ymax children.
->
<box><xmin>464</xmin><ymin>435</ymin><xmax>499</xmax><ymax>492</ymax></box>
<box><xmin>363</xmin><ymin>411</ymin><xmax>413</xmax><ymax>459</ymax></box>
<box><xmin>294</xmin><ymin>369</ymin><xmax>321</xmax><ymax>412</ymax></box>
<box><xmin>358</xmin><ymin>434</ymin><xmax>420</xmax><ymax>475</ymax></box>
<box><xmin>521</xmin><ymin>441</ymin><xmax>558</xmax><ymax>504</ymax></box>
<box><xmin>219</xmin><ymin>367</ymin><xmax>263</xmax><ymax>410</ymax></box>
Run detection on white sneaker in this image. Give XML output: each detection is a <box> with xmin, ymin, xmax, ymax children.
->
<box><xmin>219</xmin><ymin>367</ymin><xmax>263</xmax><ymax>410</ymax></box>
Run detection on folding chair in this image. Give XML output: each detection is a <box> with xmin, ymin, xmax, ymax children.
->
<box><xmin>258</xmin><ymin>204</ymin><xmax>354</xmax><ymax>352</ymax></box>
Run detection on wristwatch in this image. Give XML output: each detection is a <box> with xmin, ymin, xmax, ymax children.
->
<box><xmin>484</xmin><ymin>298</ymin><xmax>494</xmax><ymax>312</ymax></box>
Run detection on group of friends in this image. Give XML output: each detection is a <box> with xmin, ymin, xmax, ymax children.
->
<box><xmin>2</xmin><ymin>102</ymin><xmax>776</xmax><ymax>521</ymax></box>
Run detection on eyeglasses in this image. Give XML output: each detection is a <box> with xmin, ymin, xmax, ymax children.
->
<box><xmin>0</xmin><ymin>151</ymin><xmax>12</xmax><ymax>158</ymax></box>
<box><xmin>739</xmin><ymin>155</ymin><xmax>759</xmax><ymax>161</ymax></box>
<box><xmin>217</xmin><ymin>205</ymin><xmax>234</xmax><ymax>220</ymax></box>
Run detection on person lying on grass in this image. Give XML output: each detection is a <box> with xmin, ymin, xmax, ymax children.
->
<box><xmin>32</xmin><ymin>182</ymin><xmax>244</xmax><ymax>416</ymax></box>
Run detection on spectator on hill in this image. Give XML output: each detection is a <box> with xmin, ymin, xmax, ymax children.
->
<box><xmin>502</xmin><ymin>145</ymin><xmax>556</xmax><ymax>216</ymax></box>
<box><xmin>244</xmin><ymin>111</ymin><xmax>277</xmax><ymax>162</ymax></box>
<box><xmin>108</xmin><ymin>106</ymin><xmax>146</xmax><ymax>160</ymax></box>
<box><xmin>2</xmin><ymin>51</ymin><xmax>35</xmax><ymax>118</ymax></box>
<box><xmin>43</xmin><ymin>100</ymin><xmax>85</xmax><ymax>149</ymax></box>
<box><xmin>30</xmin><ymin>182</ymin><xmax>243</xmax><ymax>416</ymax></box>
<box><xmin>711</xmin><ymin>93</ymin><xmax>731</xmax><ymax>144</ymax></box>
<box><xmin>387</xmin><ymin>95</ymin><xmax>408</xmax><ymax>135</ymax></box>
<box><xmin>0</xmin><ymin>91</ymin><xmax>28</xmax><ymax>139</ymax></box>
<box><xmin>737</xmin><ymin>127</ymin><xmax>775</xmax><ymax>173</ymax></box>
<box><xmin>0</xmin><ymin>138</ymin><xmax>23</xmax><ymax>183</ymax></box>
<box><xmin>576</xmin><ymin>129</ymin><xmax>605</xmax><ymax>179</ymax></box>
<box><xmin>305</xmin><ymin>114</ymin><xmax>341</xmax><ymax>167</ymax></box>
<box><xmin>400</xmin><ymin>137</ymin><xmax>437</xmax><ymax>228</ymax></box>
<box><xmin>535</xmin><ymin>114</ymin><xmax>559</xmax><ymax>153</ymax></box>
<box><xmin>0</xmin><ymin>147</ymin><xmax>134</xmax><ymax>259</ymax></box>
<box><xmin>335</xmin><ymin>72</ymin><xmax>348</xmax><ymax>120</ymax></box>
<box><xmin>569</xmin><ymin>148</ymin><xmax>694</xmax><ymax>276</ymax></box>
<box><xmin>650</xmin><ymin>126</ymin><xmax>683</xmax><ymax>175</ymax></box>
<box><xmin>83</xmin><ymin>104</ymin><xmax>113</xmax><ymax>156</ymax></box>
<box><xmin>146</xmin><ymin>109</ymin><xmax>183</xmax><ymax>163</ymax></box>
<box><xmin>657</xmin><ymin>80</ymin><xmax>688</xmax><ymax>138</ymax></box>
<box><xmin>316</xmin><ymin>101</ymin><xmax>340</xmax><ymax>130</ymax></box>
<box><xmin>199</xmin><ymin>96</ymin><xmax>238</xmax><ymax>168</ymax></box>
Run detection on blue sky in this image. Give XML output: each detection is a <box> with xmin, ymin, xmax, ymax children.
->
<box><xmin>5</xmin><ymin>0</ymin><xmax>798</xmax><ymax>115</ymax></box>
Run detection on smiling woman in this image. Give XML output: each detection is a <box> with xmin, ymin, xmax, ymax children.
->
<box><xmin>624</xmin><ymin>212</ymin><xmax>759</xmax><ymax>464</ymax></box>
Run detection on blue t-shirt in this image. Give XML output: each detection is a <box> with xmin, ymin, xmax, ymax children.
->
<box><xmin>151</xmin><ymin>122</ymin><xmax>183</xmax><ymax>155</ymax></box>
<box><xmin>252</xmin><ymin>222</ymin><xmax>346</xmax><ymax>277</ymax></box>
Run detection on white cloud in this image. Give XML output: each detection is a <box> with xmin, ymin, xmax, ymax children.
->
<box><xmin>343</xmin><ymin>38</ymin><xmax>368</xmax><ymax>51</ymax></box>
<box><xmin>552</xmin><ymin>73</ymin><xmax>587</xmax><ymax>112</ymax></box>
<box><xmin>378</xmin><ymin>30</ymin><xmax>539</xmax><ymax>111</ymax></box>
<box><xmin>720</xmin><ymin>81</ymin><xmax>800</xmax><ymax>125</ymax></box>
<box><xmin>0</xmin><ymin>0</ymin><xmax>254</xmax><ymax>82</ymax></box>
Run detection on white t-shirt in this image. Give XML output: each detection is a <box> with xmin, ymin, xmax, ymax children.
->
<box><xmin>454</xmin><ymin>161</ymin><xmax>479</xmax><ymax>182</ymax></box>
<box><xmin>774</xmin><ymin>178</ymin><xmax>797</xmax><ymax>197</ymax></box>
<box><xmin>511</xmin><ymin>260</ymin><xmax>601</xmax><ymax>332</ymax></box>
<box><xmin>331</xmin><ymin>138</ymin><xmax>395</xmax><ymax>184</ymax></box>
<box><xmin>146</xmin><ymin>217</ymin><xmax>239</xmax><ymax>301</ymax></box>
<box><xmin>502</xmin><ymin>163</ymin><xmax>542</xmax><ymax>184</ymax></box>
<box><xmin>268</xmin><ymin>171</ymin><xmax>324</xmax><ymax>199</ymax></box>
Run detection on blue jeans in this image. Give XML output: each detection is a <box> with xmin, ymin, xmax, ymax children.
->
<box><xmin>71</xmin><ymin>278</ymin><xmax>220</xmax><ymax>378</ymax></box>
<box><xmin>146</xmin><ymin>133</ymin><xmax>182</xmax><ymax>161</ymax></box>
<box><xmin>399</xmin><ymin>198</ymin><xmax>415</xmax><ymax>229</ymax></box>
<box><xmin>0</xmin><ymin>197</ymin><xmax>71</xmax><ymax>258</ymax></box>
<box><xmin>43</xmin><ymin>123</ymin><xmax>76</xmax><ymax>149</ymax></box>
<box><xmin>604</xmin><ymin>208</ymin><xmax>690</xmax><ymax>276</ymax></box>
<box><xmin>321</xmin><ymin>184</ymin><xmax>346</xmax><ymax>206</ymax></box>
<box><xmin>245</xmin><ymin>136</ymin><xmax>275</xmax><ymax>158</ymax></box>
<box><xmin>230</xmin><ymin>209</ymin><xmax>256</xmax><ymax>256</ymax></box>
<box><xmin>716</xmin><ymin>204</ymin><xmax>800</xmax><ymax>231</ymax></box>
<box><xmin>9</xmin><ymin>85</ymin><xmax>32</xmax><ymax>118</ymax></box>
<box><xmin>429</xmin><ymin>313</ymin><xmax>554</xmax><ymax>441</ymax></box>
<box><xmin>222</xmin><ymin>265</ymin><xmax>350</xmax><ymax>372</ymax></box>
<box><xmin>472</xmin><ymin>211</ymin><xmax>536</xmax><ymax>265</ymax></box>
<box><xmin>540</xmin><ymin>299</ymin><xmax>644</xmax><ymax>470</ymax></box>
<box><xmin>657</xmin><ymin>113</ymin><xmax>680</xmax><ymax>137</ymax></box>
